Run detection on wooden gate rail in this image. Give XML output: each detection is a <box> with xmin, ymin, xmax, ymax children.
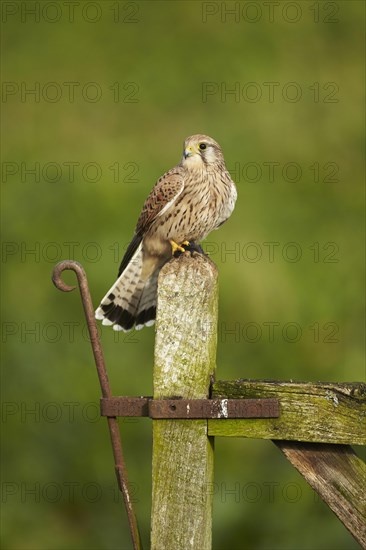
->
<box><xmin>209</xmin><ymin>379</ymin><xmax>366</xmax><ymax>548</ymax></box>
<box><xmin>209</xmin><ymin>379</ymin><xmax>366</xmax><ymax>444</ymax></box>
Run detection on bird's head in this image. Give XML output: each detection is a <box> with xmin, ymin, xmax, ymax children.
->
<box><xmin>182</xmin><ymin>134</ymin><xmax>224</xmax><ymax>168</ymax></box>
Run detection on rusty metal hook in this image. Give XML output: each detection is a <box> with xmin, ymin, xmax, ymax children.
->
<box><xmin>52</xmin><ymin>260</ymin><xmax>141</xmax><ymax>550</ymax></box>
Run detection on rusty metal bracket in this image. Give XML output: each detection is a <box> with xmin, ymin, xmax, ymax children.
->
<box><xmin>100</xmin><ymin>396</ymin><xmax>280</xmax><ymax>419</ymax></box>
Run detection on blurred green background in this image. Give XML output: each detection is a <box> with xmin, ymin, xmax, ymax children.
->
<box><xmin>1</xmin><ymin>1</ymin><xmax>364</xmax><ymax>549</ymax></box>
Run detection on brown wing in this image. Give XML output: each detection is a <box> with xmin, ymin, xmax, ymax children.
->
<box><xmin>135</xmin><ymin>167</ymin><xmax>184</xmax><ymax>234</ymax></box>
<box><xmin>117</xmin><ymin>167</ymin><xmax>184</xmax><ymax>277</ymax></box>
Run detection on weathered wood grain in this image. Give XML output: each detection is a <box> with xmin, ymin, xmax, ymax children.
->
<box><xmin>209</xmin><ymin>379</ymin><xmax>366</xmax><ymax>445</ymax></box>
<box><xmin>151</xmin><ymin>253</ymin><xmax>218</xmax><ymax>550</ymax></box>
<box><xmin>275</xmin><ymin>442</ymin><xmax>366</xmax><ymax>548</ymax></box>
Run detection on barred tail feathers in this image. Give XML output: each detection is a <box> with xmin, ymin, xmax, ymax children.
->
<box><xmin>95</xmin><ymin>244</ymin><xmax>157</xmax><ymax>332</ymax></box>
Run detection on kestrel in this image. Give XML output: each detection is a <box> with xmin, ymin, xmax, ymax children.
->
<box><xmin>95</xmin><ymin>134</ymin><xmax>237</xmax><ymax>331</ymax></box>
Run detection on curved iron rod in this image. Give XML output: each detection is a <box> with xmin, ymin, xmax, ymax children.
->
<box><xmin>52</xmin><ymin>260</ymin><xmax>141</xmax><ymax>550</ymax></box>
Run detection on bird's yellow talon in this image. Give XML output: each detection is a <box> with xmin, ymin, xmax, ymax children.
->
<box><xmin>182</xmin><ymin>240</ymin><xmax>190</xmax><ymax>246</ymax></box>
<box><xmin>170</xmin><ymin>239</ymin><xmax>187</xmax><ymax>255</ymax></box>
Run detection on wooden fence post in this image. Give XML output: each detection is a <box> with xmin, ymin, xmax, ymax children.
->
<box><xmin>151</xmin><ymin>253</ymin><xmax>218</xmax><ymax>550</ymax></box>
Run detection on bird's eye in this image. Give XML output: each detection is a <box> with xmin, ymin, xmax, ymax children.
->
<box><xmin>199</xmin><ymin>143</ymin><xmax>207</xmax><ymax>150</ymax></box>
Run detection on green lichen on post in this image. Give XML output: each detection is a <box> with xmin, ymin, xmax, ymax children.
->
<box><xmin>151</xmin><ymin>253</ymin><xmax>218</xmax><ymax>550</ymax></box>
